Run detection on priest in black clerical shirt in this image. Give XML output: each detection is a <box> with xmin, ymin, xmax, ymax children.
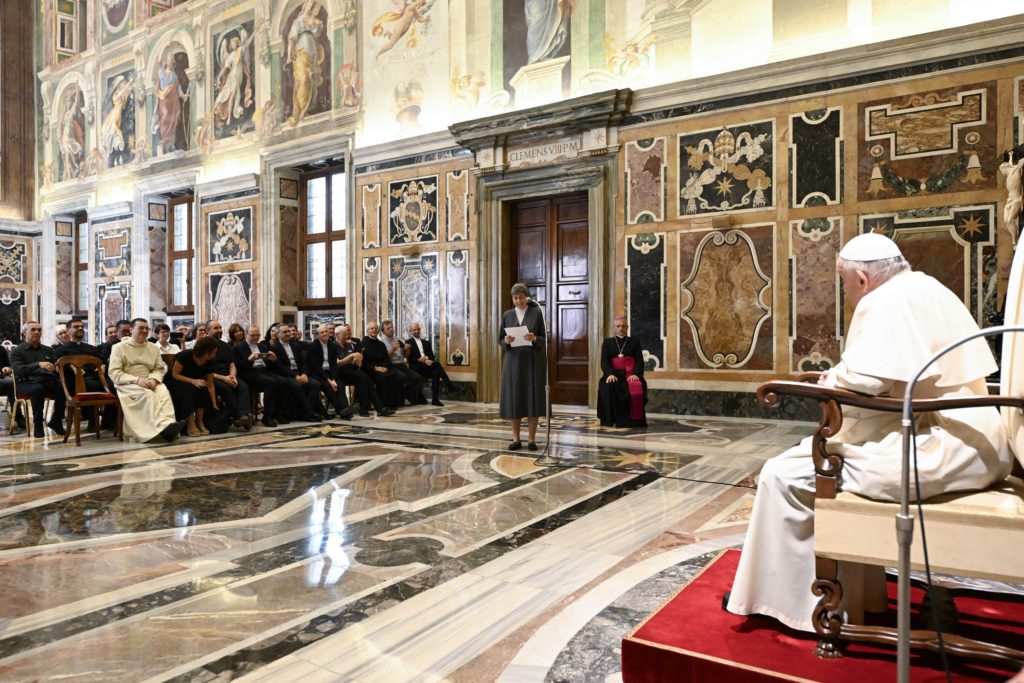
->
<box><xmin>597</xmin><ymin>315</ymin><xmax>648</xmax><ymax>428</ymax></box>
<box><xmin>356</xmin><ymin>322</ymin><xmax>405</xmax><ymax>409</ymax></box>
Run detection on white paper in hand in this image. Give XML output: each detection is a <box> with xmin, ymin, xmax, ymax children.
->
<box><xmin>504</xmin><ymin>326</ymin><xmax>531</xmax><ymax>347</ymax></box>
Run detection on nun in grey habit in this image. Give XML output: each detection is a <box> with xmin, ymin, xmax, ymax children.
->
<box><xmin>499</xmin><ymin>283</ymin><xmax>547</xmax><ymax>450</ymax></box>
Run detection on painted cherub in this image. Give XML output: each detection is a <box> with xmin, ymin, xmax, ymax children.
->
<box><xmin>372</xmin><ymin>0</ymin><xmax>434</xmax><ymax>59</ymax></box>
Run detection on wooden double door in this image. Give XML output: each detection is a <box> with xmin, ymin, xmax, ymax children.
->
<box><xmin>510</xmin><ymin>193</ymin><xmax>590</xmax><ymax>405</ymax></box>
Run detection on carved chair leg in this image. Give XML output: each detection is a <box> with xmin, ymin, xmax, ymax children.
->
<box><xmin>812</xmin><ymin>556</ymin><xmax>844</xmax><ymax>659</ymax></box>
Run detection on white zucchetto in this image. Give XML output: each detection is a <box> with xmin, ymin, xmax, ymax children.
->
<box><xmin>838</xmin><ymin>232</ymin><xmax>903</xmax><ymax>262</ymax></box>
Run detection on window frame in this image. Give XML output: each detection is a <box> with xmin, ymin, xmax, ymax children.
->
<box><xmin>298</xmin><ymin>166</ymin><xmax>348</xmax><ymax>308</ymax></box>
<box><xmin>166</xmin><ymin>195</ymin><xmax>195</xmax><ymax>314</ymax></box>
<box><xmin>72</xmin><ymin>214</ymin><xmax>88</xmax><ymax>318</ymax></box>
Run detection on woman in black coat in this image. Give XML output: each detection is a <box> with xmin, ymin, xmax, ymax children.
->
<box><xmin>499</xmin><ymin>283</ymin><xmax>547</xmax><ymax>451</ymax></box>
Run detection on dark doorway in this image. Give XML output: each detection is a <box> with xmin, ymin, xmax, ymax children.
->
<box><xmin>510</xmin><ymin>192</ymin><xmax>589</xmax><ymax>405</ymax></box>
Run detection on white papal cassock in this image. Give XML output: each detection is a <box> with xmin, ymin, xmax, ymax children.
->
<box><xmin>727</xmin><ymin>269</ymin><xmax>1011</xmax><ymax>632</ymax></box>
<box><xmin>107</xmin><ymin>338</ymin><xmax>177</xmax><ymax>443</ymax></box>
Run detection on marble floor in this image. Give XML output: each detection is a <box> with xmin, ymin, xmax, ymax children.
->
<box><xmin>0</xmin><ymin>403</ymin><xmax>815</xmax><ymax>682</ymax></box>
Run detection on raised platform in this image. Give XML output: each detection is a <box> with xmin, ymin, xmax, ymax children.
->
<box><xmin>622</xmin><ymin>549</ymin><xmax>1023</xmax><ymax>682</ymax></box>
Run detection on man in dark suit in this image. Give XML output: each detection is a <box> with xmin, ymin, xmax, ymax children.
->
<box><xmin>233</xmin><ymin>324</ymin><xmax>284</xmax><ymax>427</ymax></box>
<box><xmin>10</xmin><ymin>322</ymin><xmax>66</xmax><ymax>437</ymax></box>
<box><xmin>0</xmin><ymin>342</ymin><xmax>20</xmax><ymax>430</ymax></box>
<box><xmin>357</xmin><ymin>322</ymin><xmax>405</xmax><ymax>409</ymax></box>
<box><xmin>406</xmin><ymin>321</ymin><xmax>452</xmax><ymax>407</ymax></box>
<box><xmin>205</xmin><ymin>320</ymin><xmax>251</xmax><ymax>430</ymax></box>
<box><xmin>56</xmin><ymin>317</ymin><xmax>116</xmax><ymax>431</ymax></box>
<box><xmin>98</xmin><ymin>319</ymin><xmax>131</xmax><ymax>364</ymax></box>
<box><xmin>305</xmin><ymin>325</ymin><xmax>356</xmax><ymax>419</ymax></box>
<box><xmin>269</xmin><ymin>325</ymin><xmax>322</xmax><ymax>422</ymax></box>
<box><xmin>334</xmin><ymin>324</ymin><xmax>392</xmax><ymax>417</ymax></box>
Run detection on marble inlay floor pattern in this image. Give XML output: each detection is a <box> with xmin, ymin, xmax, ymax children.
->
<box><xmin>0</xmin><ymin>403</ymin><xmax>812</xmax><ymax>682</ymax></box>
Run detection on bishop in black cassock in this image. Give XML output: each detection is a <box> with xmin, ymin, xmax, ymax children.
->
<box><xmin>597</xmin><ymin>316</ymin><xmax>647</xmax><ymax>428</ymax></box>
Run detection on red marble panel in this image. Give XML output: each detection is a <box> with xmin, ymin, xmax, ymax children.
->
<box><xmin>789</xmin><ymin>218</ymin><xmax>841</xmax><ymax>372</ymax></box>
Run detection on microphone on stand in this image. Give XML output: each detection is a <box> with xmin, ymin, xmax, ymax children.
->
<box><xmin>534</xmin><ymin>298</ymin><xmax>558</xmax><ymax>466</ymax></box>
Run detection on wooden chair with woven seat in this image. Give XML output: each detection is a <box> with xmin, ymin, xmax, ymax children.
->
<box><xmin>57</xmin><ymin>354</ymin><xmax>123</xmax><ymax>446</ymax></box>
<box><xmin>755</xmin><ymin>243</ymin><xmax>1024</xmax><ymax>670</ymax></box>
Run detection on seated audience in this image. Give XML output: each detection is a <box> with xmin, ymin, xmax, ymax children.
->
<box><xmin>56</xmin><ymin>317</ymin><xmax>116</xmax><ymax>432</ymax></box>
<box><xmin>169</xmin><ymin>336</ymin><xmax>219</xmax><ymax>437</ymax></box>
<box><xmin>263</xmin><ymin>323</ymin><xmax>280</xmax><ymax>346</ymax></box>
<box><xmin>205</xmin><ymin>320</ymin><xmax>252</xmax><ymax>430</ymax></box>
<box><xmin>357</xmin><ymin>322</ymin><xmax>406</xmax><ymax>409</ymax></box>
<box><xmin>154</xmin><ymin>323</ymin><xmax>181</xmax><ymax>354</ymax></box>
<box><xmin>53</xmin><ymin>325</ymin><xmax>70</xmax><ymax>353</ymax></box>
<box><xmin>379</xmin><ymin>319</ymin><xmax>422</xmax><ymax>405</ymax></box>
<box><xmin>269</xmin><ymin>325</ymin><xmax>323</xmax><ymax>422</ymax></box>
<box><xmin>227</xmin><ymin>323</ymin><xmax>245</xmax><ymax>346</ymax></box>
<box><xmin>10</xmin><ymin>322</ymin><xmax>66</xmax><ymax>437</ymax></box>
<box><xmin>184</xmin><ymin>322</ymin><xmax>206</xmax><ymax>350</ymax></box>
<box><xmin>0</xmin><ymin>343</ymin><xmax>20</xmax><ymax>430</ymax></box>
<box><xmin>407</xmin><ymin>321</ymin><xmax>452</xmax><ymax>407</ymax></box>
<box><xmin>107</xmin><ymin>318</ymin><xmax>184</xmax><ymax>443</ymax></box>
<box><xmin>335</xmin><ymin>324</ymin><xmax>392</xmax><ymax>417</ymax></box>
<box><xmin>234</xmin><ymin>324</ymin><xmax>283</xmax><ymax>428</ymax></box>
<box><xmin>104</xmin><ymin>325</ymin><xmax>118</xmax><ymax>344</ymax></box>
<box><xmin>99</xmin><ymin>319</ymin><xmax>131</xmax><ymax>364</ymax></box>
<box><xmin>304</xmin><ymin>325</ymin><xmax>356</xmax><ymax>419</ymax></box>
<box><xmin>597</xmin><ymin>315</ymin><xmax>648</xmax><ymax>428</ymax></box>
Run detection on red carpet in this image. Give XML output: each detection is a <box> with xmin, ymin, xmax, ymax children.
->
<box><xmin>622</xmin><ymin>549</ymin><xmax>1023</xmax><ymax>682</ymax></box>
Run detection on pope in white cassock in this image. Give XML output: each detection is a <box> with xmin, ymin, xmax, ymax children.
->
<box><xmin>107</xmin><ymin>318</ymin><xmax>185</xmax><ymax>443</ymax></box>
<box><xmin>726</xmin><ymin>233</ymin><xmax>1012</xmax><ymax>632</ymax></box>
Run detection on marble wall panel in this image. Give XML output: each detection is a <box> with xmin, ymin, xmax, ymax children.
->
<box><xmin>625</xmin><ymin>233</ymin><xmax>665</xmax><ymax>370</ymax></box>
<box><xmin>790</xmin><ymin>108</ymin><xmax>842</xmax><ymax>207</ymax></box>
<box><xmin>95</xmin><ymin>282</ymin><xmax>131</xmax><ymax>338</ymax></box>
<box><xmin>678</xmin><ymin>225</ymin><xmax>774</xmax><ymax>370</ymax></box>
<box><xmin>387</xmin><ymin>253</ymin><xmax>440</xmax><ymax>348</ymax></box>
<box><xmin>208</xmin><ymin>270</ymin><xmax>253</xmax><ymax>331</ymax></box>
<box><xmin>0</xmin><ymin>241</ymin><xmax>27</xmax><ymax>283</ymax></box>
<box><xmin>362</xmin><ymin>184</ymin><xmax>382</xmax><ymax>249</ymax></box>
<box><xmin>0</xmin><ymin>288</ymin><xmax>26</xmax><ymax>345</ymax></box>
<box><xmin>148</xmin><ymin>225</ymin><xmax>167</xmax><ymax>312</ymax></box>
<box><xmin>1016</xmin><ymin>76</ymin><xmax>1024</xmax><ymax>146</ymax></box>
<box><xmin>279</xmin><ymin>204</ymin><xmax>299</xmax><ymax>306</ymax></box>
<box><xmin>858</xmin><ymin>205</ymin><xmax>996</xmax><ymax>324</ymax></box>
<box><xmin>207</xmin><ymin>206</ymin><xmax>254</xmax><ymax>265</ymax></box>
<box><xmin>624</xmin><ymin>137</ymin><xmax>667</xmax><ymax>224</ymax></box>
<box><xmin>55</xmin><ymin>241</ymin><xmax>73</xmax><ymax>315</ymax></box>
<box><xmin>445</xmin><ymin>170</ymin><xmax>469</xmax><ymax>241</ymax></box>
<box><xmin>362</xmin><ymin>256</ymin><xmax>381</xmax><ymax>325</ymax></box>
<box><xmin>446</xmin><ymin>249</ymin><xmax>469</xmax><ymax>366</ymax></box>
<box><xmin>387</xmin><ymin>176</ymin><xmax>439</xmax><ymax>246</ymax></box>
<box><xmin>789</xmin><ymin>217</ymin><xmax>842</xmax><ymax>372</ymax></box>
<box><xmin>55</xmin><ymin>221</ymin><xmax>73</xmax><ymax>237</ymax></box>
<box><xmin>677</xmin><ymin>120</ymin><xmax>774</xmax><ymax>217</ymax></box>
<box><xmin>94</xmin><ymin>221</ymin><xmax>132</xmax><ymax>278</ymax></box>
<box><xmin>859</xmin><ymin>82</ymin><xmax>996</xmax><ymax>202</ymax></box>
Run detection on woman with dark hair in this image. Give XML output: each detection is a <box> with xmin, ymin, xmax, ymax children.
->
<box><xmin>227</xmin><ymin>322</ymin><xmax>245</xmax><ymax>345</ymax></box>
<box><xmin>263</xmin><ymin>322</ymin><xmax>280</xmax><ymax>346</ymax></box>
<box><xmin>499</xmin><ymin>283</ymin><xmax>547</xmax><ymax>451</ymax></box>
<box><xmin>185</xmin><ymin>322</ymin><xmax>207</xmax><ymax>350</ymax></box>
<box><xmin>169</xmin><ymin>336</ymin><xmax>219</xmax><ymax>436</ymax></box>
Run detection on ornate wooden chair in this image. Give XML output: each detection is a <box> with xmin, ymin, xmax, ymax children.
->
<box><xmin>10</xmin><ymin>372</ymin><xmax>56</xmax><ymax>439</ymax></box>
<box><xmin>756</xmin><ymin>247</ymin><xmax>1024</xmax><ymax>669</ymax></box>
<box><xmin>56</xmin><ymin>355</ymin><xmax>123</xmax><ymax>446</ymax></box>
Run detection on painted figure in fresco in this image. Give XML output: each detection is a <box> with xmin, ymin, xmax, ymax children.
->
<box><xmin>1000</xmin><ymin>150</ymin><xmax>1024</xmax><ymax>246</ymax></box>
<box><xmin>451</xmin><ymin>67</ymin><xmax>486</xmax><ymax>114</ymax></box>
<box><xmin>372</xmin><ymin>0</ymin><xmax>434</xmax><ymax>59</ymax></box>
<box><xmin>57</xmin><ymin>86</ymin><xmax>85</xmax><ymax>181</ymax></box>
<box><xmin>152</xmin><ymin>51</ymin><xmax>190</xmax><ymax>154</ymax></box>
<box><xmin>606</xmin><ymin>34</ymin><xmax>657</xmax><ymax>81</ymax></box>
<box><xmin>101</xmin><ymin>73</ymin><xmax>136</xmax><ymax>167</ymax></box>
<box><xmin>213</xmin><ymin>26</ymin><xmax>256</xmax><ymax>133</ymax></box>
<box><xmin>210</xmin><ymin>273</ymin><xmax>251</xmax><ymax>332</ymax></box>
<box><xmin>393</xmin><ymin>79</ymin><xmax>423</xmax><ymax>133</ymax></box>
<box><xmin>284</xmin><ymin>0</ymin><xmax>326</xmax><ymax>127</ymax></box>
<box><xmin>336</xmin><ymin>64</ymin><xmax>362</xmax><ymax>109</ymax></box>
<box><xmin>526</xmin><ymin>0</ymin><xmax>574</xmax><ymax>64</ymax></box>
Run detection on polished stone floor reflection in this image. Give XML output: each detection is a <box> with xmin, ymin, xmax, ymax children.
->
<box><xmin>0</xmin><ymin>403</ymin><xmax>813</xmax><ymax>682</ymax></box>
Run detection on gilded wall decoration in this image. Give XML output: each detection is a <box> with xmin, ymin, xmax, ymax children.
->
<box><xmin>445</xmin><ymin>170</ymin><xmax>469</xmax><ymax>241</ymax></box>
<box><xmin>679</xmin><ymin>225</ymin><xmax>774</xmax><ymax>370</ymax></box>
<box><xmin>279</xmin><ymin>204</ymin><xmax>300</xmax><ymax>306</ymax></box>
<box><xmin>208</xmin><ymin>206</ymin><xmax>253</xmax><ymax>264</ymax></box>
<box><xmin>789</xmin><ymin>217</ymin><xmax>841</xmax><ymax>372</ymax></box>
<box><xmin>281</xmin><ymin>1</ymin><xmax>331</xmax><ymax>127</ymax></box>
<box><xmin>677</xmin><ymin>121</ymin><xmax>774</xmax><ymax>216</ymax></box>
<box><xmin>95</xmin><ymin>282</ymin><xmax>131</xmax><ymax>342</ymax></box>
<box><xmin>446</xmin><ymin>249</ymin><xmax>469</xmax><ymax>365</ymax></box>
<box><xmin>387</xmin><ymin>176</ymin><xmax>438</xmax><ymax>245</ymax></box>
<box><xmin>0</xmin><ymin>288</ymin><xmax>26</xmax><ymax>345</ymax></box>
<box><xmin>55</xmin><ymin>242</ymin><xmax>74</xmax><ymax>315</ymax></box>
<box><xmin>626</xmin><ymin>233</ymin><xmax>666</xmax><ymax>371</ymax></box>
<box><xmin>859</xmin><ymin>82</ymin><xmax>996</xmax><ymax>201</ymax></box>
<box><xmin>100</xmin><ymin>69</ymin><xmax>136</xmax><ymax>168</ymax></box>
<box><xmin>625</xmin><ymin>137</ymin><xmax>667</xmax><ymax>224</ymax></box>
<box><xmin>0</xmin><ymin>242</ymin><xmax>26</xmax><ymax>283</ymax></box>
<box><xmin>208</xmin><ymin>270</ymin><xmax>253</xmax><ymax>330</ymax></box>
<box><xmin>149</xmin><ymin>225</ymin><xmax>167</xmax><ymax>312</ymax></box>
<box><xmin>151</xmin><ymin>48</ymin><xmax>191</xmax><ymax>155</ymax></box>
<box><xmin>212</xmin><ymin>17</ymin><xmax>257</xmax><ymax>139</ymax></box>
<box><xmin>362</xmin><ymin>184</ymin><xmax>382</xmax><ymax>249</ymax></box>
<box><xmin>94</xmin><ymin>224</ymin><xmax>132</xmax><ymax>278</ymax></box>
<box><xmin>859</xmin><ymin>205</ymin><xmax>996</xmax><ymax>323</ymax></box>
<box><xmin>790</xmin><ymin>108</ymin><xmax>842</xmax><ymax>207</ymax></box>
<box><xmin>362</xmin><ymin>256</ymin><xmax>381</xmax><ymax>326</ymax></box>
<box><xmin>387</xmin><ymin>253</ymin><xmax>439</xmax><ymax>349</ymax></box>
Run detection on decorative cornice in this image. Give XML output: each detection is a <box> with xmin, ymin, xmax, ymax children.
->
<box><xmin>195</xmin><ymin>173</ymin><xmax>260</xmax><ymax>201</ymax></box>
<box><xmin>449</xmin><ymin>89</ymin><xmax>632</xmax><ymax>152</ymax></box>
<box><xmin>352</xmin><ymin>130</ymin><xmax>460</xmax><ymax>168</ymax></box>
<box><xmin>88</xmin><ymin>201</ymin><xmax>134</xmax><ymax>223</ymax></box>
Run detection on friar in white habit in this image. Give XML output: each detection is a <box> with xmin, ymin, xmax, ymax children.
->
<box><xmin>107</xmin><ymin>318</ymin><xmax>185</xmax><ymax>443</ymax></box>
<box><xmin>725</xmin><ymin>232</ymin><xmax>1012</xmax><ymax>632</ymax></box>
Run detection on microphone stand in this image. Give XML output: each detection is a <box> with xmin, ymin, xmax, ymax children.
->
<box><xmin>896</xmin><ymin>324</ymin><xmax>1023</xmax><ymax>683</ymax></box>
<box><xmin>535</xmin><ymin>307</ymin><xmax>558</xmax><ymax>466</ymax></box>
